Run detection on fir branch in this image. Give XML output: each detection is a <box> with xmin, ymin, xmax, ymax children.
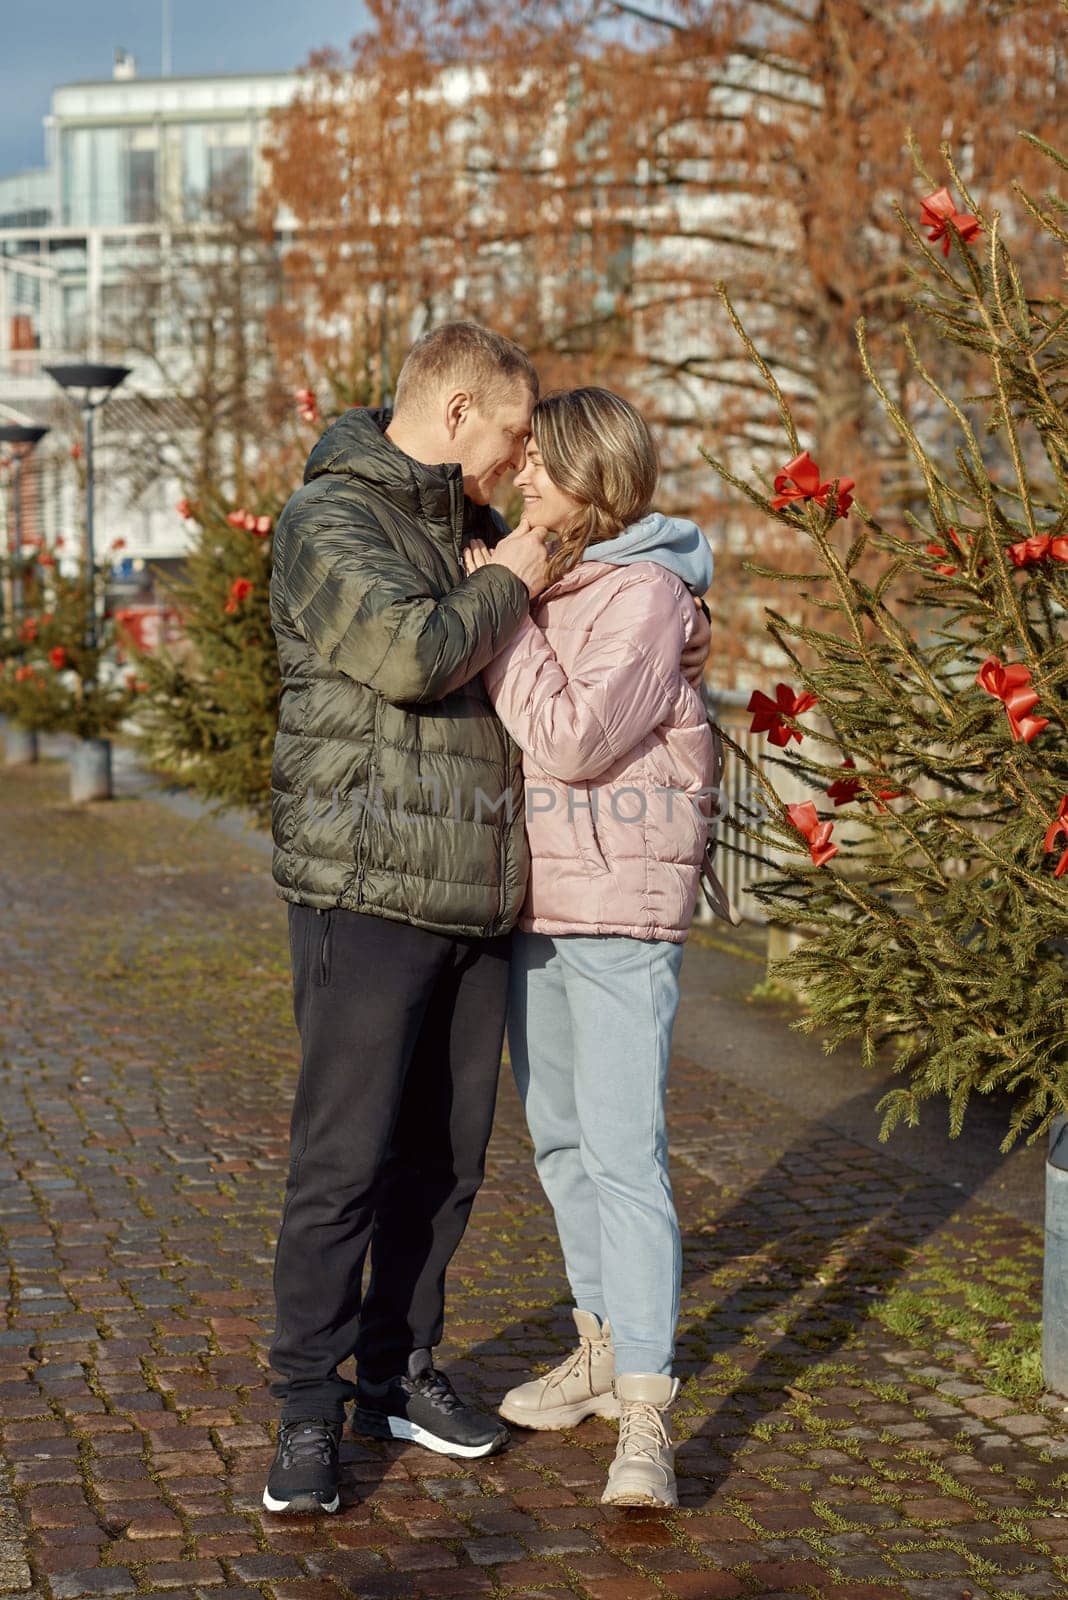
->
<box><xmin>1020</xmin><ymin>131</ymin><xmax>1068</xmax><ymax>179</ymax></box>
<box><xmin>856</xmin><ymin>320</ymin><xmax>955</xmax><ymax>514</ymax></box>
<box><xmin>714</xmin><ymin>282</ymin><xmax>800</xmax><ymax>454</ymax></box>
<box><xmin>1013</xmin><ymin>185</ymin><xmax>1068</xmax><ymax>250</ymax></box>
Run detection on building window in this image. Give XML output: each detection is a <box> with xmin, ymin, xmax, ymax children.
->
<box><xmin>206</xmin><ymin>125</ymin><xmax>253</xmax><ymax>215</ymax></box>
<box><xmin>181</xmin><ymin>122</ymin><xmax>254</xmax><ymax>219</ymax></box>
<box><xmin>125</xmin><ymin>128</ymin><xmax>159</xmax><ymax>223</ymax></box>
<box><xmin>0</xmin><ymin>208</ymin><xmax>50</xmax><ymax>229</ymax></box>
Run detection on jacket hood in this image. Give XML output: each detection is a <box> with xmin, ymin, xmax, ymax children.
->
<box><xmin>581</xmin><ymin>512</ymin><xmax>713</xmax><ymax>593</ymax></box>
<box><xmin>303</xmin><ymin>405</ymin><xmax>466</xmax><ymax>527</ymax></box>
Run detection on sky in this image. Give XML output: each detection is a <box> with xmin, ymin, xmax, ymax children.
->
<box><xmin>0</xmin><ymin>1</ymin><xmax>370</xmax><ymax>177</ymax></box>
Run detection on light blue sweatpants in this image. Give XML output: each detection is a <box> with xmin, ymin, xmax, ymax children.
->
<box><xmin>507</xmin><ymin>930</ymin><xmax>684</xmax><ymax>1376</ymax></box>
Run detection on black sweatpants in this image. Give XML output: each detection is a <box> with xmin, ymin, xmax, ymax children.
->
<box><xmin>269</xmin><ymin>904</ymin><xmax>511</xmax><ymax>1419</ymax></box>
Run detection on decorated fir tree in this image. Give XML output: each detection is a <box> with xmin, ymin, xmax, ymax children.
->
<box><xmin>0</xmin><ymin>558</ymin><xmax>135</xmax><ymax>740</ymax></box>
<box><xmin>134</xmin><ymin>493</ymin><xmax>282</xmax><ymax>818</ymax></box>
<box><xmin>132</xmin><ymin>383</ymin><xmax>371</xmax><ymax>818</ymax></box>
<box><xmin>0</xmin><ymin>553</ymin><xmax>60</xmax><ymax>732</ymax></box>
<box><xmin>709</xmin><ymin>141</ymin><xmax>1068</xmax><ymax>1147</ymax></box>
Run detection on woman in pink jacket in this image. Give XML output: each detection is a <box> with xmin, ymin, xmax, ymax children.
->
<box><xmin>464</xmin><ymin>388</ymin><xmax>714</xmax><ymax>1508</ymax></box>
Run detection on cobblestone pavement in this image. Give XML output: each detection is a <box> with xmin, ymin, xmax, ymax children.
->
<box><xmin>2</xmin><ymin>762</ymin><xmax>1068</xmax><ymax>1600</ymax></box>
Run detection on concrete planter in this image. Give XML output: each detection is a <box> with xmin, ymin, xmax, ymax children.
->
<box><xmin>1043</xmin><ymin>1116</ymin><xmax>1068</xmax><ymax>1395</ymax></box>
<box><xmin>4</xmin><ymin>722</ymin><xmax>39</xmax><ymax>767</ymax></box>
<box><xmin>69</xmin><ymin>738</ymin><xmax>113</xmax><ymax>803</ymax></box>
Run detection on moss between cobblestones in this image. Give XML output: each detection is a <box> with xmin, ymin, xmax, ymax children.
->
<box><xmin>5</xmin><ymin>768</ymin><xmax>1068</xmax><ymax>1600</ymax></box>
<box><xmin>873</xmin><ymin>1239</ymin><xmax>1043</xmax><ymax>1401</ymax></box>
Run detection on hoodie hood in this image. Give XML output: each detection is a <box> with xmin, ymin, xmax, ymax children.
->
<box><xmin>581</xmin><ymin>512</ymin><xmax>713</xmax><ymax>593</ymax></box>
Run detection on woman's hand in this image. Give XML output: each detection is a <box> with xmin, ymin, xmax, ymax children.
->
<box><xmin>463</xmin><ymin>537</ymin><xmax>494</xmax><ymax>575</ymax></box>
<box><xmin>464</xmin><ymin>519</ymin><xmax>553</xmax><ymax>595</ymax></box>
<box><xmin>681</xmin><ymin>598</ymin><xmax>711</xmax><ymax>689</ymax></box>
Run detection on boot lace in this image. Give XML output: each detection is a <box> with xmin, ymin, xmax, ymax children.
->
<box><xmin>410</xmin><ymin>1366</ymin><xmax>465</xmax><ymax>1415</ymax></box>
<box><xmin>544</xmin><ymin>1336</ymin><xmax>596</xmax><ymax>1393</ymax></box>
<box><xmin>280</xmin><ymin>1420</ymin><xmax>337</xmax><ymax>1469</ymax></box>
<box><xmin>617</xmin><ymin>1401</ymin><xmax>670</xmax><ymax>1460</ymax></box>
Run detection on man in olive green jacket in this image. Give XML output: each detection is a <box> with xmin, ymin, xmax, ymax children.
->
<box><xmin>263</xmin><ymin>324</ymin><xmax>550</xmax><ymax>1514</ymax></box>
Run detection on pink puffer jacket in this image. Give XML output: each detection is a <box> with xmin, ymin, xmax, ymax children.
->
<box><xmin>483</xmin><ymin>553</ymin><xmax>715</xmax><ymax>942</ymax></box>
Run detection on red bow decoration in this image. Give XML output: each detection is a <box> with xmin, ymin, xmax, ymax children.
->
<box><xmin>920</xmin><ymin>187</ymin><xmax>982</xmax><ymax>256</ymax></box>
<box><xmin>1008</xmin><ymin>532</ymin><xmax>1068</xmax><ymax>568</ymax></box>
<box><xmin>787</xmin><ymin>801</ymin><xmax>839</xmax><ymax>867</ymax></box>
<box><xmin>827</xmin><ymin>761</ymin><xmax>862</xmax><ymax>806</ymax></box>
<box><xmin>824</xmin><ymin>758</ymin><xmax>901</xmax><ymax>812</ymax></box>
<box><xmin>771</xmin><ymin>451</ymin><xmax>855</xmax><ymax>519</ymax></box>
<box><xmin>1044</xmin><ymin>797</ymin><xmax>1068</xmax><ymax>879</ymax></box>
<box><xmin>748</xmin><ymin>682</ymin><xmax>817</xmax><ymax>747</ymax></box>
<box><xmin>224</xmin><ymin>577</ymin><xmax>254</xmax><ymax>615</ymax></box>
<box><xmin>294</xmin><ymin>387</ymin><xmax>320</xmax><ymax>424</ymax></box>
<box><xmin>227</xmin><ymin>507</ymin><xmax>273</xmax><ymax>537</ymax></box>
<box><xmin>826</xmin><ymin>758</ymin><xmax>902</xmax><ymax>810</ymax></box>
<box><xmin>976</xmin><ymin>656</ymin><xmax>1048</xmax><ymax>743</ymax></box>
<box><xmin>926</xmin><ymin>527</ymin><xmax>986</xmax><ymax>578</ymax></box>
<box><xmin>926</xmin><ymin>541</ymin><xmax>958</xmax><ymax>578</ymax></box>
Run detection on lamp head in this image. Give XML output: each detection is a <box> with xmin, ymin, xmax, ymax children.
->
<box><xmin>0</xmin><ymin>424</ymin><xmax>50</xmax><ymax>453</ymax></box>
<box><xmin>45</xmin><ymin>363</ymin><xmax>131</xmax><ymax>404</ymax></box>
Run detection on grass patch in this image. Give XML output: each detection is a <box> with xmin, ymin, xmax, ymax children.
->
<box><xmin>874</xmin><ymin>1282</ymin><xmax>1043</xmax><ymax>1401</ymax></box>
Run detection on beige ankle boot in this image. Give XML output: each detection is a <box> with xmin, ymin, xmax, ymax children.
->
<box><xmin>601</xmin><ymin>1374</ymin><xmax>680</xmax><ymax>1507</ymax></box>
<box><xmin>499</xmin><ymin>1310</ymin><xmax>620</xmax><ymax>1430</ymax></box>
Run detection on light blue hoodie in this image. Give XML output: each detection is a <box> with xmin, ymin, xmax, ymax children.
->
<box><xmin>581</xmin><ymin>511</ymin><xmax>713</xmax><ymax>595</ymax></box>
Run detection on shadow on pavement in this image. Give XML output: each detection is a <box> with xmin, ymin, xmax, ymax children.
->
<box><xmin>675</xmin><ymin>1080</ymin><xmax>1017</xmax><ymax>1500</ymax></box>
<box><xmin>451</xmin><ymin>1077</ymin><xmax>1023</xmax><ymax>1512</ymax></box>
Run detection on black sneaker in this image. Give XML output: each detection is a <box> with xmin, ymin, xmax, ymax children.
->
<box><xmin>262</xmin><ymin>1417</ymin><xmax>341</xmax><ymax>1514</ymax></box>
<box><xmin>352</xmin><ymin>1349</ymin><xmax>509</xmax><ymax>1459</ymax></box>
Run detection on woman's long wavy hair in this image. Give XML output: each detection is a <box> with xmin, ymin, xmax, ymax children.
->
<box><xmin>532</xmin><ymin>388</ymin><xmax>660</xmax><ymax>585</ymax></box>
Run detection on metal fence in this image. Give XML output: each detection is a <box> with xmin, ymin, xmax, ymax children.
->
<box><xmin>696</xmin><ymin>692</ymin><xmax>970</xmax><ymax>926</ymax></box>
<box><xmin>697</xmin><ymin>688</ymin><xmax>777</xmax><ymax>925</ymax></box>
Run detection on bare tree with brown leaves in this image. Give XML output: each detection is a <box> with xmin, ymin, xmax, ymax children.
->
<box><xmin>260</xmin><ymin>0</ymin><xmax>1067</xmax><ymax>676</ymax></box>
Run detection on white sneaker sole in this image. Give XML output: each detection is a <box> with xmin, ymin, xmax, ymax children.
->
<box><xmin>499</xmin><ymin>1390</ymin><xmax>621</xmax><ymax>1431</ymax></box>
<box><xmin>261</xmin><ymin>1486</ymin><xmax>340</xmax><ymax>1514</ymax></box>
<box><xmin>360</xmin><ymin>1413</ymin><xmax>507</xmax><ymax>1458</ymax></box>
<box><xmin>601</xmin><ymin>1483</ymin><xmax>677</xmax><ymax>1508</ymax></box>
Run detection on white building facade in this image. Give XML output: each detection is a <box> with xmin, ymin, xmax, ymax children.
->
<box><xmin>0</xmin><ymin>58</ymin><xmax>300</xmax><ymax>567</ymax></box>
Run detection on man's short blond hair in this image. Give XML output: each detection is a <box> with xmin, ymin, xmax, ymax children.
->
<box><xmin>393</xmin><ymin>321</ymin><xmax>538</xmax><ymax>418</ymax></box>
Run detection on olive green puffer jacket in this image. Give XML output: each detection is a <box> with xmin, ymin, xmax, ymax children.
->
<box><xmin>269</xmin><ymin>407</ymin><xmax>530</xmax><ymax>938</ymax></box>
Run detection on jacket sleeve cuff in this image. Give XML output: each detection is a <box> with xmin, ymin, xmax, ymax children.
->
<box><xmin>492</xmin><ymin>563</ymin><xmax>532</xmax><ymax>616</ymax></box>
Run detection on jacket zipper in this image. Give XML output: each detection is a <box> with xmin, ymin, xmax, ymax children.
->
<box><xmin>495</xmin><ymin>718</ymin><xmax>513</xmax><ymax>935</ymax></box>
<box><xmin>353</xmin><ymin>696</ymin><xmax>382</xmax><ymax>908</ymax></box>
<box><xmin>458</xmin><ymin>486</ymin><xmax>508</xmax><ymax>933</ymax></box>
<box><xmin>449</xmin><ymin>474</ymin><xmax>465</xmax><ymax>566</ymax></box>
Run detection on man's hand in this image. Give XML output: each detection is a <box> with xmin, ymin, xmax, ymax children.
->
<box><xmin>682</xmin><ymin>597</ymin><xmax>711</xmax><ymax>690</ymax></box>
<box><xmin>464</xmin><ymin>519</ymin><xmax>551</xmax><ymax>598</ymax></box>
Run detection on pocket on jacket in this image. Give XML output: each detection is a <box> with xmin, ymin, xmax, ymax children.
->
<box><xmin>313</xmin><ymin>910</ymin><xmax>333</xmax><ymax>987</ymax></box>
<box><xmin>567</xmin><ymin>784</ymin><xmax>610</xmax><ymax>876</ymax></box>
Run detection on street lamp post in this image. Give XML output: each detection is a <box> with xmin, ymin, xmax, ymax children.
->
<box><xmin>44</xmin><ymin>364</ymin><xmax>130</xmax><ymax>649</ymax></box>
<box><xmin>0</xmin><ymin>423</ymin><xmax>50</xmax><ymax>621</ymax></box>
<box><xmin>0</xmin><ymin>423</ymin><xmax>51</xmax><ymax>767</ymax></box>
<box><xmin>44</xmin><ymin>364</ymin><xmax>131</xmax><ymax>800</ymax></box>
